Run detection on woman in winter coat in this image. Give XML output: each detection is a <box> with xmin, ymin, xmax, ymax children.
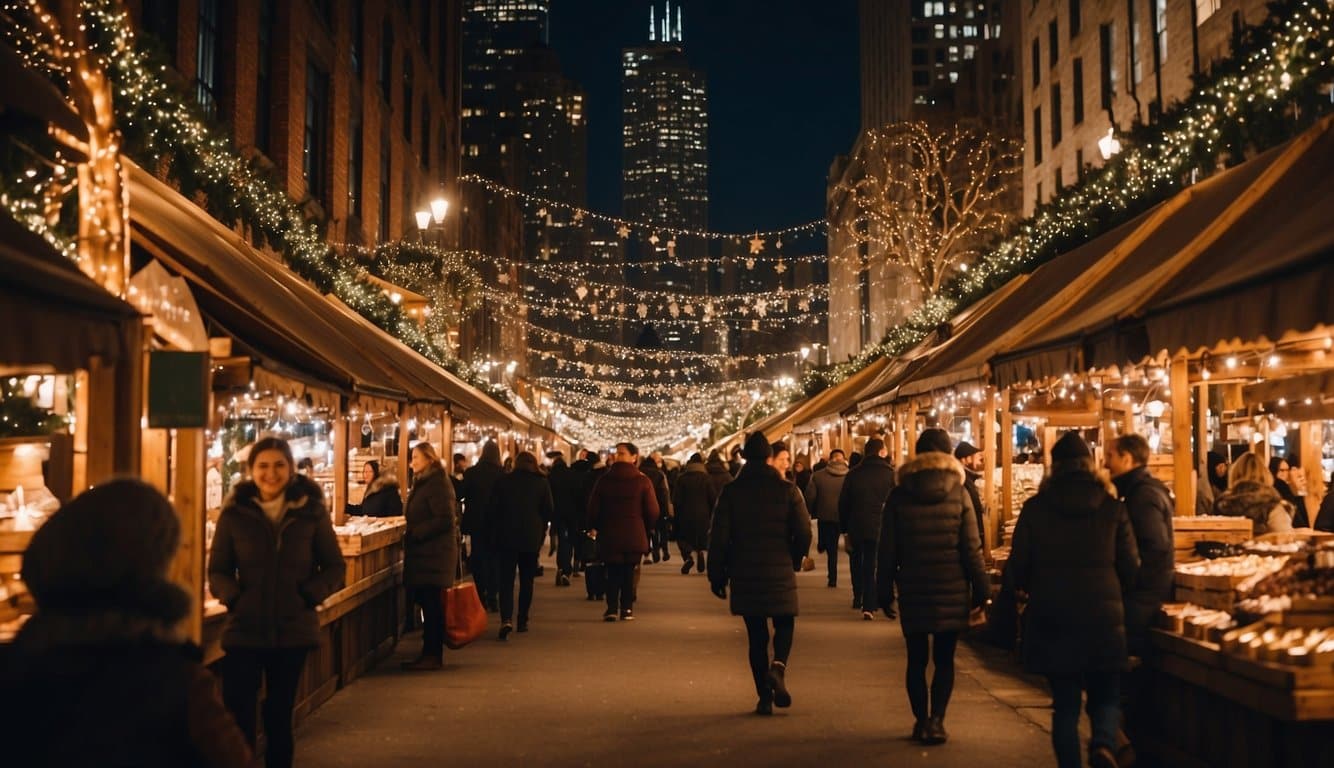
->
<box><xmin>707</xmin><ymin>433</ymin><xmax>812</xmax><ymax>716</ymax></box>
<box><xmin>587</xmin><ymin>442</ymin><xmax>660</xmax><ymax>620</ymax></box>
<box><xmin>401</xmin><ymin>441</ymin><xmax>459</xmax><ymax>670</ymax></box>
<box><xmin>208</xmin><ymin>436</ymin><xmax>346</xmax><ymax>768</ymax></box>
<box><xmin>1214</xmin><ymin>452</ymin><xmax>1294</xmax><ymax>535</ymax></box>
<box><xmin>673</xmin><ymin>453</ymin><xmax>718</xmax><ymax>574</ymax></box>
<box><xmin>5</xmin><ymin>479</ymin><xmax>253</xmax><ymax>768</ymax></box>
<box><xmin>345</xmin><ymin>460</ymin><xmax>403</xmax><ymax>518</ymax></box>
<box><xmin>490</xmin><ymin>451</ymin><xmax>554</xmax><ymax>639</ymax></box>
<box><xmin>1004</xmin><ymin>432</ymin><xmax>1139</xmax><ymax>768</ymax></box>
<box><xmin>877</xmin><ymin>429</ymin><xmax>989</xmax><ymax>746</ymax></box>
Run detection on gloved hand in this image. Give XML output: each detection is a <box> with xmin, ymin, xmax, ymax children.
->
<box><xmin>710</xmin><ymin>582</ymin><xmax>727</xmax><ymax>600</ymax></box>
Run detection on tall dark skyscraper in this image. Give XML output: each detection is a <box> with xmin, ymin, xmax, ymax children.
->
<box><xmin>621</xmin><ymin>1</ymin><xmax>709</xmax><ymax>318</ymax></box>
<box><xmin>462</xmin><ymin>0</ymin><xmax>551</xmax><ymax>183</ymax></box>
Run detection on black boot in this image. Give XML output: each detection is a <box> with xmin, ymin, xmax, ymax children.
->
<box><xmin>767</xmin><ymin>662</ymin><xmax>791</xmax><ymax>708</ymax></box>
<box><xmin>697</xmin><ymin>553</ymin><xmax>706</xmax><ymax>573</ymax></box>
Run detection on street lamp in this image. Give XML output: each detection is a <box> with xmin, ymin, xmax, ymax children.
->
<box><xmin>415</xmin><ymin>195</ymin><xmax>449</xmax><ymax>242</ymax></box>
<box><xmin>1098</xmin><ymin>127</ymin><xmax>1122</xmax><ymax>160</ymax></box>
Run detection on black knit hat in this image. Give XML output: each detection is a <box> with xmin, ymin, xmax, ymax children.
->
<box><xmin>916</xmin><ymin>428</ymin><xmax>953</xmax><ymax>455</ymax></box>
<box><xmin>743</xmin><ymin>431</ymin><xmax>773</xmax><ymax>462</ymax></box>
<box><xmin>954</xmin><ymin>441</ymin><xmax>980</xmax><ymax>460</ymax></box>
<box><xmin>22</xmin><ymin>478</ymin><xmax>190</xmax><ymax>621</ymax></box>
<box><xmin>1051</xmin><ymin>431</ymin><xmax>1092</xmax><ymax>461</ymax></box>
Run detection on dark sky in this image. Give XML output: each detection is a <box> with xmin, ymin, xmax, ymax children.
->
<box><xmin>548</xmin><ymin>0</ymin><xmax>859</xmax><ymax>234</ymax></box>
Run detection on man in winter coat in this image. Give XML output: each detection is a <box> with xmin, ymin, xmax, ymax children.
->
<box><xmin>954</xmin><ymin>442</ymin><xmax>988</xmax><ymax>550</ymax></box>
<box><xmin>673</xmin><ymin>453</ymin><xmax>718</xmax><ymax>574</ymax></box>
<box><xmin>877</xmin><ymin>429</ymin><xmax>989</xmax><ymax>745</ymax></box>
<box><xmin>459</xmin><ymin>440</ymin><xmax>504</xmax><ymax>611</ymax></box>
<box><xmin>6</xmin><ymin>479</ymin><xmax>254</xmax><ymax>768</ymax></box>
<box><xmin>1105</xmin><ymin>434</ymin><xmax>1174</xmax><ymax>656</ymax></box>
<box><xmin>1005</xmin><ymin>432</ymin><xmax>1139</xmax><ymax>768</ymax></box>
<box><xmin>641</xmin><ymin>456</ymin><xmax>674</xmax><ymax>563</ymax></box>
<box><xmin>838</xmin><ymin>437</ymin><xmax>896</xmax><ymax>618</ymax></box>
<box><xmin>490</xmin><ymin>452</ymin><xmax>555</xmax><ymax>638</ymax></box>
<box><xmin>805</xmin><ymin>449</ymin><xmax>849</xmax><ymax>588</ymax></box>
<box><xmin>587</xmin><ymin>442</ymin><xmax>660</xmax><ymax>621</ymax></box>
<box><xmin>547</xmin><ymin>452</ymin><xmax>581</xmax><ymax>585</ymax></box>
<box><xmin>708</xmin><ymin>432</ymin><xmax>812</xmax><ymax>715</ymax></box>
<box><xmin>706</xmin><ymin>449</ymin><xmax>733</xmax><ymax>498</ymax></box>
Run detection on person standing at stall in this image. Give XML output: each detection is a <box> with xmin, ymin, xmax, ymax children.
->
<box><xmin>460</xmin><ymin>440</ymin><xmax>505</xmax><ymax>611</ymax></box>
<box><xmin>953</xmin><ymin>442</ymin><xmax>987</xmax><ymax>548</ymax></box>
<box><xmin>491</xmin><ymin>451</ymin><xmax>555</xmax><ymax>639</ymax></box>
<box><xmin>345</xmin><ymin>460</ymin><xmax>403</xmax><ymax>518</ymax></box>
<box><xmin>1104</xmin><ymin>434</ymin><xmax>1174</xmax><ymax>656</ymax></box>
<box><xmin>401</xmin><ymin>441</ymin><xmax>458</xmax><ymax>670</ymax></box>
<box><xmin>209</xmin><ymin>436</ymin><xmax>347</xmax><ymax>768</ymax></box>
<box><xmin>587</xmin><ymin>442</ymin><xmax>660</xmax><ymax>621</ymax></box>
<box><xmin>838</xmin><ymin>437</ymin><xmax>896</xmax><ymax>619</ymax></box>
<box><xmin>1004</xmin><ymin>432</ymin><xmax>1139</xmax><ymax>768</ymax></box>
<box><xmin>708</xmin><ymin>432</ymin><xmax>813</xmax><ymax>715</ymax></box>
<box><xmin>6</xmin><ymin>479</ymin><xmax>253</xmax><ymax>768</ymax></box>
<box><xmin>877</xmin><ymin>429</ymin><xmax>989</xmax><ymax>745</ymax></box>
<box><xmin>1270</xmin><ymin>456</ymin><xmax>1308</xmax><ymax>528</ymax></box>
<box><xmin>673</xmin><ymin>453</ymin><xmax>718</xmax><ymax>574</ymax></box>
<box><xmin>806</xmin><ymin>448</ymin><xmax>849</xmax><ymax>588</ymax></box>
<box><xmin>1214</xmin><ymin>452</ymin><xmax>1294</xmax><ymax>535</ymax></box>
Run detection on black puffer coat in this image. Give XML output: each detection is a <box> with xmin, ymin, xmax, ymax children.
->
<box><xmin>354</xmin><ymin>474</ymin><xmax>403</xmax><ymax>518</ymax></box>
<box><xmin>641</xmin><ymin>460</ymin><xmax>673</xmax><ymax>519</ymax></box>
<box><xmin>1004</xmin><ymin>465</ymin><xmax>1139</xmax><ymax>676</ymax></box>
<box><xmin>672</xmin><ymin>461</ymin><xmax>717</xmax><ymax>549</ymax></box>
<box><xmin>706</xmin><ymin>456</ymin><xmax>732</xmax><ymax>498</ymax></box>
<box><xmin>490</xmin><ymin>463</ymin><xmax>554</xmax><ymax>553</ymax></box>
<box><xmin>838</xmin><ymin>455</ymin><xmax>896</xmax><ymax>542</ymax></box>
<box><xmin>548</xmin><ymin>458</ymin><xmax>583</xmax><ymax>528</ymax></box>
<box><xmin>708</xmin><ymin>465</ymin><xmax>812</xmax><ymax>617</ymax></box>
<box><xmin>459</xmin><ymin>442</ymin><xmax>504</xmax><ymax>537</ymax></box>
<box><xmin>208</xmin><ymin>474</ymin><xmax>346</xmax><ymax>649</ymax></box>
<box><xmin>403</xmin><ymin>465</ymin><xmax>459</xmax><ymax>588</ymax></box>
<box><xmin>1113</xmin><ymin>466</ymin><xmax>1175</xmax><ymax>644</ymax></box>
<box><xmin>877</xmin><ymin>451</ymin><xmax>989</xmax><ymax>634</ymax></box>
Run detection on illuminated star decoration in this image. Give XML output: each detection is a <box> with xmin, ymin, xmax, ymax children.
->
<box><xmin>648</xmin><ymin>233</ymin><xmax>660</xmax><ymax>245</ymax></box>
<box><xmin>617</xmin><ymin>224</ymin><xmax>631</xmax><ymax>239</ymax></box>
<box><xmin>749</xmin><ymin>233</ymin><xmax>765</xmax><ymax>254</ymax></box>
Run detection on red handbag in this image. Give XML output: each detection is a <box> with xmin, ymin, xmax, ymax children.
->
<box><xmin>443</xmin><ymin>580</ymin><xmax>487</xmax><ymax>649</ymax></box>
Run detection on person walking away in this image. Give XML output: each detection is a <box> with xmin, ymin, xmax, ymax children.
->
<box><xmin>793</xmin><ymin>455</ymin><xmax>812</xmax><ymax>496</ymax></box>
<box><xmin>640</xmin><ymin>456</ymin><xmax>673</xmax><ymax>564</ymax></box>
<box><xmin>346</xmin><ymin>460</ymin><xmax>403</xmax><ymax>518</ymax></box>
<box><xmin>1104</xmin><ymin>434</ymin><xmax>1174</xmax><ymax>657</ymax></box>
<box><xmin>673</xmin><ymin>453</ymin><xmax>718</xmax><ymax>574</ymax></box>
<box><xmin>838</xmin><ymin>437</ymin><xmax>896</xmax><ymax>619</ymax></box>
<box><xmin>587</xmin><ymin>442</ymin><xmax>660</xmax><ymax>621</ymax></box>
<box><xmin>708</xmin><ymin>433</ymin><xmax>812</xmax><ymax>715</ymax></box>
<box><xmin>1213</xmin><ymin>452</ymin><xmax>1294</xmax><ymax>535</ymax></box>
<box><xmin>953</xmin><ymin>442</ymin><xmax>988</xmax><ymax>549</ymax></box>
<box><xmin>209</xmin><ymin>436</ymin><xmax>346</xmax><ymax>768</ymax></box>
<box><xmin>5</xmin><ymin>480</ymin><xmax>253</xmax><ymax>768</ymax></box>
<box><xmin>548</xmin><ymin>451</ymin><xmax>581</xmax><ymax>585</ymax></box>
<box><xmin>706</xmin><ymin>449</ymin><xmax>733</xmax><ymax>498</ymax></box>
<box><xmin>401</xmin><ymin>441</ymin><xmax>458</xmax><ymax>670</ymax></box>
<box><xmin>729</xmin><ymin>445</ymin><xmax>744</xmax><ymax>477</ymax></box>
<box><xmin>1270</xmin><ymin>456</ymin><xmax>1308</xmax><ymax>528</ymax></box>
<box><xmin>491</xmin><ymin>451</ymin><xmax>554</xmax><ymax>639</ymax></box>
<box><xmin>877</xmin><ymin>429</ymin><xmax>988</xmax><ymax>745</ymax></box>
<box><xmin>460</xmin><ymin>440</ymin><xmax>505</xmax><ymax>611</ymax></box>
<box><xmin>806</xmin><ymin>449</ymin><xmax>850</xmax><ymax>588</ymax></box>
<box><xmin>1004</xmin><ymin>431</ymin><xmax>1139</xmax><ymax>768</ymax></box>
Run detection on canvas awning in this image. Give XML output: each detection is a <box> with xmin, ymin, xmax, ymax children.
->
<box><xmin>789</xmin><ymin>356</ymin><xmax>893</xmax><ymax>434</ymax></box>
<box><xmin>991</xmin><ymin>115</ymin><xmax>1334</xmax><ymax>386</ymax></box>
<box><xmin>0</xmin><ymin>209</ymin><xmax>141</xmax><ymax>371</ymax></box>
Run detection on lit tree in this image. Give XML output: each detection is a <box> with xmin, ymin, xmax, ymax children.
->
<box><xmin>836</xmin><ymin>121</ymin><xmax>1020</xmax><ymax>301</ymax></box>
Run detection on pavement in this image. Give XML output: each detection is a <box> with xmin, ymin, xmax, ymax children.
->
<box><xmin>297</xmin><ymin>547</ymin><xmax>1061</xmax><ymax>767</ymax></box>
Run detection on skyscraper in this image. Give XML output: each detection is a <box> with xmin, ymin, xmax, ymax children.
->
<box><xmin>462</xmin><ymin>0</ymin><xmax>551</xmax><ymax>183</ymax></box>
<box><xmin>621</xmin><ymin>1</ymin><xmax>709</xmax><ymax>310</ymax></box>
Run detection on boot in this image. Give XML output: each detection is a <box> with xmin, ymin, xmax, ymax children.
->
<box><xmin>922</xmin><ymin>716</ymin><xmax>947</xmax><ymax>745</ymax></box>
<box><xmin>681</xmin><ymin>560</ymin><xmax>694</xmax><ymax>575</ymax></box>
<box><xmin>400</xmin><ymin>656</ymin><xmax>442</xmax><ymax>671</ymax></box>
<box><xmin>911</xmin><ymin>720</ymin><xmax>928</xmax><ymax>742</ymax></box>
<box><xmin>767</xmin><ymin>661</ymin><xmax>791</xmax><ymax>708</ymax></box>
<box><xmin>696</xmin><ymin>553</ymin><xmax>706</xmax><ymax>573</ymax></box>
<box><xmin>754</xmin><ymin>697</ymin><xmax>773</xmax><ymax>716</ymax></box>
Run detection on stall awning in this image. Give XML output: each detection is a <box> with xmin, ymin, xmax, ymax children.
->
<box><xmin>127</xmin><ymin>162</ymin><xmax>408</xmax><ymax>403</ymax></box>
<box><xmin>989</xmin><ymin>130</ymin><xmax>1301</xmax><ymax>389</ymax></box>
<box><xmin>789</xmin><ymin>356</ymin><xmax>894</xmax><ymax>434</ymax></box>
<box><xmin>0</xmin><ymin>209</ymin><xmax>141</xmax><ymax>371</ymax></box>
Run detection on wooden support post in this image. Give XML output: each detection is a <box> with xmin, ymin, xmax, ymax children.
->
<box><xmin>1170</xmin><ymin>357</ymin><xmax>1195</xmax><ymax>518</ymax></box>
<box><xmin>440</xmin><ymin>409</ymin><xmax>453</xmax><ymax>472</ymax></box>
<box><xmin>398</xmin><ymin>405</ymin><xmax>411</xmax><ymax>500</ymax></box>
<box><xmin>1000</xmin><ymin>389</ymin><xmax>1014</xmax><ymax>529</ymax></box>
<box><xmin>172</xmin><ymin>428</ymin><xmax>205</xmax><ymax>644</ymax></box>
<box><xmin>333</xmin><ymin>400</ymin><xmax>349</xmax><ymax>525</ymax></box>
<box><xmin>1196</xmin><ymin>382</ymin><xmax>1211</xmax><ymax>480</ymax></box>
<box><xmin>1299</xmin><ymin>421</ymin><xmax>1323</xmax><ymax>523</ymax></box>
<box><xmin>84</xmin><ymin>357</ymin><xmax>117</xmax><ymax>488</ymax></box>
<box><xmin>906</xmin><ymin>401</ymin><xmax>919</xmax><ymax>461</ymax></box>
<box><xmin>890</xmin><ymin>409</ymin><xmax>902</xmax><ymax>466</ymax></box>
<box><xmin>112</xmin><ymin>322</ymin><xmax>144</xmax><ymax>477</ymax></box>
<box><xmin>981</xmin><ymin>388</ymin><xmax>998</xmax><ymax>554</ymax></box>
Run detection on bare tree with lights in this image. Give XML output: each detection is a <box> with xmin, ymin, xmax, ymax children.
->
<box><xmin>836</xmin><ymin>121</ymin><xmax>1020</xmax><ymax>301</ymax></box>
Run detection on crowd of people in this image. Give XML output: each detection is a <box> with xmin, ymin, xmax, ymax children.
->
<box><xmin>5</xmin><ymin>426</ymin><xmax>1332</xmax><ymax>768</ymax></box>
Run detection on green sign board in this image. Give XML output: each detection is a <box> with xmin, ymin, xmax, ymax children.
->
<box><xmin>148</xmin><ymin>351</ymin><xmax>209</xmax><ymax>429</ymax></box>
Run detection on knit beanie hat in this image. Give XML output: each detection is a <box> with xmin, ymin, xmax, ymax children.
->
<box><xmin>743</xmin><ymin>431</ymin><xmax>773</xmax><ymax>463</ymax></box>
<box><xmin>954</xmin><ymin>441</ymin><xmax>980</xmax><ymax>460</ymax></box>
<box><xmin>22</xmin><ymin>478</ymin><xmax>190</xmax><ymax>622</ymax></box>
<box><xmin>1051</xmin><ymin>431</ymin><xmax>1092</xmax><ymax>461</ymax></box>
<box><xmin>915</xmin><ymin>428</ymin><xmax>953</xmax><ymax>455</ymax></box>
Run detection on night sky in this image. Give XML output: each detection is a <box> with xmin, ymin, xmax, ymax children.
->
<box><xmin>549</xmin><ymin>0</ymin><xmax>859</xmax><ymax>235</ymax></box>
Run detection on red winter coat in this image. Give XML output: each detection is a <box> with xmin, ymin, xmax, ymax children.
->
<box><xmin>587</xmin><ymin>461</ymin><xmax>660</xmax><ymax>564</ymax></box>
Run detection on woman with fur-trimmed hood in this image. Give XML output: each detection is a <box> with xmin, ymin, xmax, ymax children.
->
<box><xmin>877</xmin><ymin>429</ymin><xmax>988</xmax><ymax>746</ymax></box>
<box><xmin>1213</xmin><ymin>452</ymin><xmax>1294</xmax><ymax>535</ymax></box>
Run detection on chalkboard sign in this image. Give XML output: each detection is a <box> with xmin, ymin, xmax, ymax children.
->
<box><xmin>148</xmin><ymin>351</ymin><xmax>209</xmax><ymax>428</ymax></box>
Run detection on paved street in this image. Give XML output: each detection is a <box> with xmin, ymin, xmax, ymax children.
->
<box><xmin>298</xmin><ymin>548</ymin><xmax>1059</xmax><ymax>767</ymax></box>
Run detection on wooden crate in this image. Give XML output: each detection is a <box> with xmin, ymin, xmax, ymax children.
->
<box><xmin>1175</xmin><ymin>585</ymin><xmax>1237</xmax><ymax>612</ymax></box>
<box><xmin>1175</xmin><ymin>516</ymin><xmax>1254</xmax><ymax>562</ymax></box>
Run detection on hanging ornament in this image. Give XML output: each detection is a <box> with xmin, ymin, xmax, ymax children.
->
<box><xmin>666</xmin><ymin>239</ymin><xmax>676</xmax><ymax>258</ymax></box>
<box><xmin>683</xmin><ymin>303</ymin><xmax>695</xmax><ymax>316</ymax></box>
<box><xmin>537</xmin><ymin>207</ymin><xmax>548</xmax><ymax>219</ymax></box>
<box><xmin>775</xmin><ymin>236</ymin><xmax>783</xmax><ymax>250</ymax></box>
<box><xmin>575</xmin><ymin>285</ymin><xmax>589</xmax><ymax>300</ymax></box>
<box><xmin>745</xmin><ymin>258</ymin><xmax>756</xmax><ymax>270</ymax></box>
<box><xmin>572</xmin><ymin>209</ymin><xmax>584</xmax><ymax>222</ymax></box>
<box><xmin>617</xmin><ymin>224</ymin><xmax>631</xmax><ymax>239</ymax></box>
<box><xmin>775</xmin><ymin>261</ymin><xmax>787</xmax><ymax>275</ymax></box>
<box><xmin>648</xmin><ymin>233</ymin><xmax>660</xmax><ymax>245</ymax></box>
<box><xmin>749</xmin><ymin>234</ymin><xmax>765</xmax><ymax>254</ymax></box>
<box><xmin>668</xmin><ymin>302</ymin><xmax>680</xmax><ymax>318</ymax></box>
<box><xmin>755</xmin><ymin>299</ymin><xmax>769</xmax><ymax>317</ymax></box>
<box><xmin>636</xmin><ymin>303</ymin><xmax>649</xmax><ymax>319</ymax></box>
<box><xmin>574</xmin><ymin>341</ymin><xmax>587</xmax><ymax>354</ymax></box>
<box><xmin>798</xmin><ymin>298</ymin><xmax>811</xmax><ymax>312</ymax></box>
<box><xmin>498</xmin><ymin>272</ymin><xmax>511</xmax><ymax>285</ymax></box>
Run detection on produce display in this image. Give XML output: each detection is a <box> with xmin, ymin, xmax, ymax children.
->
<box><xmin>1222</xmin><ymin>624</ymin><xmax>1334</xmax><ymax>667</ymax></box>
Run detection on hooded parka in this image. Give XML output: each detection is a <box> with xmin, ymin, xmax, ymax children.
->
<box><xmin>208</xmin><ymin>474</ymin><xmax>347</xmax><ymax>649</ymax></box>
<box><xmin>707</xmin><ymin>464</ymin><xmax>812</xmax><ymax>616</ymax></box>
<box><xmin>876</xmin><ymin>451</ymin><xmax>989</xmax><ymax>634</ymax></box>
<box><xmin>804</xmin><ymin>459</ymin><xmax>849</xmax><ymax>523</ymax></box>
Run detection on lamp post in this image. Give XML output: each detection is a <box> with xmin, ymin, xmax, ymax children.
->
<box><xmin>414</xmin><ymin>195</ymin><xmax>450</xmax><ymax>243</ymax></box>
<box><xmin>1098</xmin><ymin>127</ymin><xmax>1123</xmax><ymax>160</ymax></box>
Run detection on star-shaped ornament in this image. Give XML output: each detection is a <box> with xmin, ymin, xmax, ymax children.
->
<box><xmin>648</xmin><ymin>233</ymin><xmax>660</xmax><ymax>245</ymax></box>
<box><xmin>749</xmin><ymin>234</ymin><xmax>765</xmax><ymax>254</ymax></box>
<box><xmin>798</xmin><ymin>298</ymin><xmax>811</xmax><ymax>312</ymax></box>
<box><xmin>573</xmin><ymin>210</ymin><xmax>585</xmax><ymax>222</ymax></box>
<box><xmin>683</xmin><ymin>303</ymin><xmax>695</xmax><ymax>316</ymax></box>
<box><xmin>636</xmin><ymin>303</ymin><xmax>649</xmax><ymax>319</ymax></box>
<box><xmin>745</xmin><ymin>258</ymin><xmax>756</xmax><ymax>270</ymax></box>
<box><xmin>668</xmin><ymin>302</ymin><xmax>680</xmax><ymax>318</ymax></box>
<box><xmin>575</xmin><ymin>285</ymin><xmax>588</xmax><ymax>300</ymax></box>
<box><xmin>498</xmin><ymin>272</ymin><xmax>510</xmax><ymax>285</ymax></box>
<box><xmin>617</xmin><ymin>224</ymin><xmax>631</xmax><ymax>239</ymax></box>
<box><xmin>775</xmin><ymin>261</ymin><xmax>787</xmax><ymax>275</ymax></box>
